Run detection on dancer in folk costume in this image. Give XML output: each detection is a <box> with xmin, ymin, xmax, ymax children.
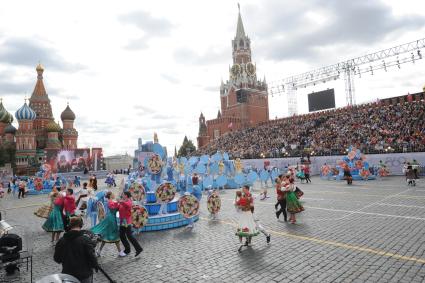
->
<box><xmin>42</xmin><ymin>192</ymin><xmax>65</xmax><ymax>243</ymax></box>
<box><xmin>285</xmin><ymin>178</ymin><xmax>304</xmax><ymax>224</ymax></box>
<box><xmin>234</xmin><ymin>191</ymin><xmax>243</xmax><ymax>243</ymax></box>
<box><xmin>91</xmin><ymin>192</ymin><xmax>124</xmax><ymax>257</ymax></box>
<box><xmin>207</xmin><ymin>187</ymin><xmax>221</xmax><ymax>220</ymax></box>
<box><xmin>235</xmin><ymin>186</ymin><xmax>259</xmax><ymax>248</ymax></box>
<box><xmin>343</xmin><ymin>166</ymin><xmax>353</xmax><ymax>185</ymax></box>
<box><xmin>406</xmin><ymin>164</ymin><xmax>416</xmax><ymax>186</ymax></box>
<box><xmin>17</xmin><ymin>180</ymin><xmax>26</xmax><ymax>199</ymax></box>
<box><xmin>243</xmin><ymin>185</ymin><xmax>271</xmax><ymax>244</ymax></box>
<box><xmin>259</xmin><ymin>171</ymin><xmax>270</xmax><ymax>200</ymax></box>
<box><xmin>34</xmin><ymin>187</ymin><xmax>59</xmax><ymax>218</ymax></box>
<box><xmin>275</xmin><ymin>174</ymin><xmax>288</xmax><ymax>222</ymax></box>
<box><xmin>73</xmin><ymin>176</ymin><xmax>81</xmax><ymax>187</ymax></box>
<box><xmin>118</xmin><ymin>191</ymin><xmax>143</xmax><ymax>257</ymax></box>
<box><xmin>0</xmin><ymin>184</ymin><xmax>4</xmax><ymax>198</ymax></box>
<box><xmin>85</xmin><ymin>188</ymin><xmax>98</xmax><ymax>227</ymax></box>
<box><xmin>92</xmin><ymin>175</ymin><xmax>98</xmax><ymax>191</ymax></box>
<box><xmin>63</xmin><ymin>188</ymin><xmax>76</xmax><ymax>231</ymax></box>
<box><xmin>303</xmin><ymin>165</ymin><xmax>311</xmax><ymax>183</ymax></box>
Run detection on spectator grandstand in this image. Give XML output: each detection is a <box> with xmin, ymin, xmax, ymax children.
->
<box><xmin>196</xmin><ymin>92</ymin><xmax>425</xmax><ymax>159</ymax></box>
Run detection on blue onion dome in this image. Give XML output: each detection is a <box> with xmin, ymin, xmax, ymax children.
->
<box><xmin>4</xmin><ymin>123</ymin><xmax>16</xmax><ymax>135</ymax></box>
<box><xmin>61</xmin><ymin>104</ymin><xmax>76</xmax><ymax>121</ymax></box>
<box><xmin>15</xmin><ymin>102</ymin><xmax>37</xmax><ymax>121</ymax></box>
<box><xmin>46</xmin><ymin>120</ymin><xmax>61</xmax><ymax>132</ymax></box>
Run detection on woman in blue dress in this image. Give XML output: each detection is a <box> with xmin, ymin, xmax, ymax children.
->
<box><xmin>42</xmin><ymin>192</ymin><xmax>64</xmax><ymax>243</ymax></box>
<box><xmin>91</xmin><ymin>192</ymin><xmax>124</xmax><ymax>257</ymax></box>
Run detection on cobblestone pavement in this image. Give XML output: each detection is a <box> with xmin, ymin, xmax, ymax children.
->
<box><xmin>1</xmin><ymin>176</ymin><xmax>425</xmax><ymax>282</ymax></box>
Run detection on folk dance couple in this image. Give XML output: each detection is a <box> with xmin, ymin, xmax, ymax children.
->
<box><xmin>275</xmin><ymin>175</ymin><xmax>304</xmax><ymax>224</ymax></box>
<box><xmin>235</xmin><ymin>185</ymin><xmax>270</xmax><ymax>246</ymax></box>
<box><xmin>41</xmin><ymin>188</ymin><xmax>77</xmax><ymax>243</ymax></box>
<box><xmin>91</xmin><ymin>191</ymin><xmax>143</xmax><ymax>257</ymax></box>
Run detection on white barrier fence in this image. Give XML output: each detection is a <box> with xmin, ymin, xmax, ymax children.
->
<box><xmin>241</xmin><ymin>152</ymin><xmax>425</xmax><ymax>176</ymax></box>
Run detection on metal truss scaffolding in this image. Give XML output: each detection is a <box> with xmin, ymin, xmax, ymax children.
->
<box><xmin>269</xmin><ymin>38</ymin><xmax>425</xmax><ymax>114</ymax></box>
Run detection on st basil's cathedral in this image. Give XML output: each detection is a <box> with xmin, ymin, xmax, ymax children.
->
<box><xmin>0</xmin><ymin>63</ymin><xmax>79</xmax><ymax>174</ymax></box>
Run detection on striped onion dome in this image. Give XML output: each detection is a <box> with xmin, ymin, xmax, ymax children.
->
<box><xmin>15</xmin><ymin>102</ymin><xmax>36</xmax><ymax>121</ymax></box>
<box><xmin>4</xmin><ymin>112</ymin><xmax>13</xmax><ymax>123</ymax></box>
<box><xmin>4</xmin><ymin>123</ymin><xmax>16</xmax><ymax>135</ymax></box>
<box><xmin>46</xmin><ymin>121</ymin><xmax>61</xmax><ymax>132</ymax></box>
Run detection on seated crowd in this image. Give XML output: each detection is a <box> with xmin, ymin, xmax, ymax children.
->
<box><xmin>196</xmin><ymin>97</ymin><xmax>425</xmax><ymax>159</ymax></box>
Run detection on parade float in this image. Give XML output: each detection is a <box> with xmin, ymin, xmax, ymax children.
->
<box><xmin>124</xmin><ymin>143</ymin><xmax>200</xmax><ymax>232</ymax></box>
<box><xmin>170</xmin><ymin>152</ymin><xmax>268</xmax><ymax>191</ymax></box>
<box><xmin>320</xmin><ymin>146</ymin><xmax>378</xmax><ymax>181</ymax></box>
<box><xmin>125</xmin><ymin>141</ymin><xmax>289</xmax><ymax>232</ymax></box>
<box><xmin>25</xmin><ymin>165</ymin><xmax>61</xmax><ymax>195</ymax></box>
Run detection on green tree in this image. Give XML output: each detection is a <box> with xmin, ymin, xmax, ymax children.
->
<box><xmin>177</xmin><ymin>136</ymin><xmax>196</xmax><ymax>157</ymax></box>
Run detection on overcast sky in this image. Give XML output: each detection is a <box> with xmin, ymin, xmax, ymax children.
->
<box><xmin>0</xmin><ymin>0</ymin><xmax>424</xmax><ymax>156</ymax></box>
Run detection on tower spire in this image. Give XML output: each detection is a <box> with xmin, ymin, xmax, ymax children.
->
<box><xmin>236</xmin><ymin>4</ymin><xmax>245</xmax><ymax>38</ymax></box>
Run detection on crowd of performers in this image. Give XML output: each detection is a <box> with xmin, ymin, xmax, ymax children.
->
<box><xmin>33</xmin><ymin>170</ymin><xmax>307</xmax><ymax>258</ymax></box>
<box><xmin>2</xmin><ymin>173</ymin><xmax>100</xmax><ymax>200</ymax></box>
<box><xmin>233</xmin><ymin>174</ymin><xmax>304</xmax><ymax>249</ymax></box>
<box><xmin>35</xmin><ymin>181</ymin><xmax>143</xmax><ymax>258</ymax></box>
<box><xmin>43</xmin><ymin>146</ymin><xmax>425</xmax><ymax>259</ymax></box>
<box><xmin>31</xmin><ymin>152</ymin><xmax>423</xmax><ymax>260</ymax></box>
<box><xmin>320</xmin><ymin>158</ymin><xmax>421</xmax><ymax>185</ymax></box>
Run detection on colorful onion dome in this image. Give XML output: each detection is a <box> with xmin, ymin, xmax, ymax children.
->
<box><xmin>46</xmin><ymin>121</ymin><xmax>61</xmax><ymax>132</ymax></box>
<box><xmin>0</xmin><ymin>103</ymin><xmax>6</xmax><ymax>121</ymax></box>
<box><xmin>60</xmin><ymin>104</ymin><xmax>76</xmax><ymax>121</ymax></box>
<box><xmin>15</xmin><ymin>102</ymin><xmax>37</xmax><ymax>121</ymax></box>
<box><xmin>5</xmin><ymin>112</ymin><xmax>13</xmax><ymax>123</ymax></box>
<box><xmin>0</xmin><ymin>102</ymin><xmax>13</xmax><ymax>123</ymax></box>
<box><xmin>4</xmin><ymin>123</ymin><xmax>16</xmax><ymax>135</ymax></box>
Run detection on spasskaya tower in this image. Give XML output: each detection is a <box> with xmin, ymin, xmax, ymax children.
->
<box><xmin>197</xmin><ymin>5</ymin><xmax>269</xmax><ymax>148</ymax></box>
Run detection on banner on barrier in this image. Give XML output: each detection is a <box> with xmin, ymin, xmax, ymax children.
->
<box><xmin>241</xmin><ymin>152</ymin><xmax>425</xmax><ymax>176</ymax></box>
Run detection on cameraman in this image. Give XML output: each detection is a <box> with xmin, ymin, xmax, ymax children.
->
<box><xmin>54</xmin><ymin>216</ymin><xmax>99</xmax><ymax>283</ymax></box>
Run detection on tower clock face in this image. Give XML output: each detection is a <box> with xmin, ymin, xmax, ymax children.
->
<box><xmin>246</xmin><ymin>62</ymin><xmax>256</xmax><ymax>76</ymax></box>
<box><xmin>231</xmin><ymin>64</ymin><xmax>241</xmax><ymax>76</ymax></box>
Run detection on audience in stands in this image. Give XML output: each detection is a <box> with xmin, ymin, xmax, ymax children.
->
<box><xmin>196</xmin><ymin>99</ymin><xmax>425</xmax><ymax>158</ymax></box>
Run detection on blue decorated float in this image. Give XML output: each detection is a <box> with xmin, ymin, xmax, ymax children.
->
<box><xmin>320</xmin><ymin>146</ymin><xmax>377</xmax><ymax>181</ymax></box>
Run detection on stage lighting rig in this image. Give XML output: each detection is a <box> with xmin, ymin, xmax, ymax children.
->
<box><xmin>269</xmin><ymin>37</ymin><xmax>425</xmax><ymax>115</ymax></box>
